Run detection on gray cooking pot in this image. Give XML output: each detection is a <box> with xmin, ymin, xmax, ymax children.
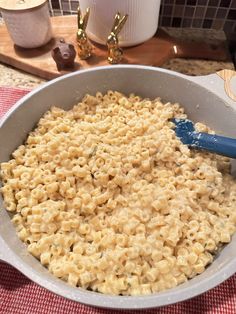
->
<box><xmin>0</xmin><ymin>65</ymin><xmax>236</xmax><ymax>309</ymax></box>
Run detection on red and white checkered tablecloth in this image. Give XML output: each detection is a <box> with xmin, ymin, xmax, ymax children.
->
<box><xmin>0</xmin><ymin>86</ymin><xmax>236</xmax><ymax>314</ymax></box>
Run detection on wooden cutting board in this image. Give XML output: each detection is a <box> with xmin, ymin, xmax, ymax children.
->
<box><xmin>0</xmin><ymin>15</ymin><xmax>229</xmax><ymax>80</ymax></box>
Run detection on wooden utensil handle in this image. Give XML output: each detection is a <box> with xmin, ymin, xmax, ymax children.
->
<box><xmin>174</xmin><ymin>41</ymin><xmax>229</xmax><ymax>61</ymax></box>
<box><xmin>217</xmin><ymin>70</ymin><xmax>236</xmax><ymax>102</ymax></box>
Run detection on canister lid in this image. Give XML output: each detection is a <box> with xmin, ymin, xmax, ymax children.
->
<box><xmin>0</xmin><ymin>0</ymin><xmax>47</xmax><ymax>11</ymax></box>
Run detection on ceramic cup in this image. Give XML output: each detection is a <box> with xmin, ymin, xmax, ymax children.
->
<box><xmin>80</xmin><ymin>0</ymin><xmax>161</xmax><ymax>47</ymax></box>
<box><xmin>0</xmin><ymin>0</ymin><xmax>52</xmax><ymax>49</ymax></box>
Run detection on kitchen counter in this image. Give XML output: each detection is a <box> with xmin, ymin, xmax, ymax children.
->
<box><xmin>0</xmin><ymin>58</ymin><xmax>234</xmax><ymax>89</ymax></box>
<box><xmin>161</xmin><ymin>27</ymin><xmax>235</xmax><ymax>75</ymax></box>
<box><xmin>0</xmin><ymin>22</ymin><xmax>234</xmax><ymax>88</ymax></box>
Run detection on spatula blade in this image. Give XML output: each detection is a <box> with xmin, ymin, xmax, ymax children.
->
<box><xmin>172</xmin><ymin>118</ymin><xmax>195</xmax><ymax>145</ymax></box>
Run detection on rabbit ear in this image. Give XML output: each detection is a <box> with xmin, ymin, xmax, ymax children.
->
<box><xmin>110</xmin><ymin>12</ymin><xmax>121</xmax><ymax>33</ymax></box>
<box><xmin>77</xmin><ymin>6</ymin><xmax>82</xmax><ymax>28</ymax></box>
<box><xmin>82</xmin><ymin>7</ymin><xmax>90</xmax><ymax>30</ymax></box>
<box><xmin>113</xmin><ymin>14</ymin><xmax>128</xmax><ymax>36</ymax></box>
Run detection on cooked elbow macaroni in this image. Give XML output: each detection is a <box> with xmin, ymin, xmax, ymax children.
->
<box><xmin>1</xmin><ymin>91</ymin><xmax>236</xmax><ymax>295</ymax></box>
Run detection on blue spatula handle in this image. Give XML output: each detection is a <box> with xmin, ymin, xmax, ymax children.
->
<box><xmin>192</xmin><ymin>132</ymin><xmax>236</xmax><ymax>158</ymax></box>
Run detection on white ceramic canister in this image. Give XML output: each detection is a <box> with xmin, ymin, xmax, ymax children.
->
<box><xmin>0</xmin><ymin>0</ymin><xmax>52</xmax><ymax>48</ymax></box>
<box><xmin>80</xmin><ymin>0</ymin><xmax>161</xmax><ymax>47</ymax></box>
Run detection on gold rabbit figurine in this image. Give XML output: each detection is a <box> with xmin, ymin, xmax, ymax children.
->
<box><xmin>76</xmin><ymin>5</ymin><xmax>92</xmax><ymax>59</ymax></box>
<box><xmin>107</xmin><ymin>12</ymin><xmax>128</xmax><ymax>64</ymax></box>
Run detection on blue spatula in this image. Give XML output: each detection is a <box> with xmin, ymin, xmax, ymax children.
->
<box><xmin>172</xmin><ymin>118</ymin><xmax>236</xmax><ymax>158</ymax></box>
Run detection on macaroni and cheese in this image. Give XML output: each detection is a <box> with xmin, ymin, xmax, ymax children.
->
<box><xmin>1</xmin><ymin>91</ymin><xmax>236</xmax><ymax>295</ymax></box>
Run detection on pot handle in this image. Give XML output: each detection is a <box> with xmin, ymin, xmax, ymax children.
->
<box><xmin>190</xmin><ymin>69</ymin><xmax>236</xmax><ymax>105</ymax></box>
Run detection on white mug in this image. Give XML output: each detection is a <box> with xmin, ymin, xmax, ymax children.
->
<box><xmin>80</xmin><ymin>0</ymin><xmax>161</xmax><ymax>47</ymax></box>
